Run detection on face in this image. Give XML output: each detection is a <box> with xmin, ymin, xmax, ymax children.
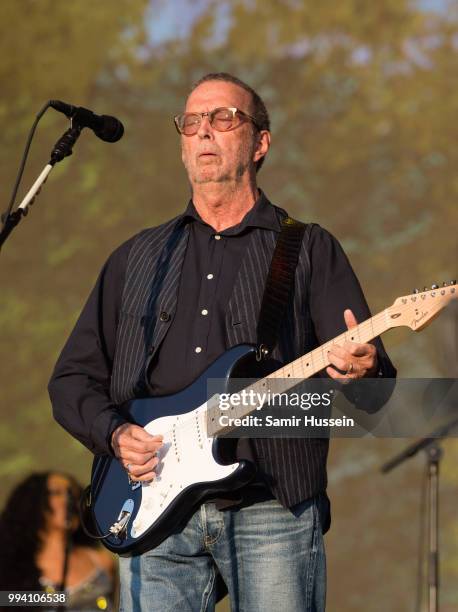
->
<box><xmin>180</xmin><ymin>80</ymin><xmax>269</xmax><ymax>187</ymax></box>
<box><xmin>45</xmin><ymin>473</ymin><xmax>79</xmax><ymax>532</ymax></box>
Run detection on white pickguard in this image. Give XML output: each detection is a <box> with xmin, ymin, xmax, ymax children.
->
<box><xmin>130</xmin><ymin>402</ymin><xmax>238</xmax><ymax>538</ymax></box>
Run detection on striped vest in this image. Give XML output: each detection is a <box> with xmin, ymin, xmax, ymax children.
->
<box><xmin>110</xmin><ymin>208</ymin><xmax>328</xmax><ymax>508</ymax></box>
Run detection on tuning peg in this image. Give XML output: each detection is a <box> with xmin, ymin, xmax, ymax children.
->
<box><xmin>451</xmin><ymin>280</ymin><xmax>457</xmax><ymax>285</ymax></box>
<box><xmin>443</xmin><ymin>281</ymin><xmax>448</xmax><ymax>287</ymax></box>
<box><xmin>431</xmin><ymin>284</ymin><xmax>439</xmax><ymax>289</ymax></box>
<box><xmin>424</xmin><ymin>287</ymin><xmax>429</xmax><ymax>291</ymax></box>
<box><xmin>413</xmin><ymin>288</ymin><xmax>420</xmax><ymax>294</ymax></box>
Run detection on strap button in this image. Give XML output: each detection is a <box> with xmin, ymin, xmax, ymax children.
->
<box><xmin>159</xmin><ymin>311</ymin><xmax>170</xmax><ymax>322</ymax></box>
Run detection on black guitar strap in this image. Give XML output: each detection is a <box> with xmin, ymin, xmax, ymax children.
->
<box><xmin>255</xmin><ymin>216</ymin><xmax>308</xmax><ymax>360</ymax></box>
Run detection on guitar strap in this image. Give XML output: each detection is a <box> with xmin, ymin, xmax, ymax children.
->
<box><xmin>255</xmin><ymin>215</ymin><xmax>308</xmax><ymax>360</ymax></box>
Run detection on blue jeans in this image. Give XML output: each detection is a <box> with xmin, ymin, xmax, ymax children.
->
<box><xmin>119</xmin><ymin>495</ymin><xmax>326</xmax><ymax>612</ymax></box>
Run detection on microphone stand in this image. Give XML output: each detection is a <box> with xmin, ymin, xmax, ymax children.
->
<box><xmin>0</xmin><ymin>123</ymin><xmax>81</xmax><ymax>249</ymax></box>
<box><xmin>381</xmin><ymin>415</ymin><xmax>458</xmax><ymax>612</ymax></box>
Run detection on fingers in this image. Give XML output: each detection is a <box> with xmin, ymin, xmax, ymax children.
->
<box><xmin>326</xmin><ymin>365</ymin><xmax>353</xmax><ymax>385</ymax></box>
<box><xmin>124</xmin><ymin>453</ymin><xmax>161</xmax><ymax>482</ymax></box>
<box><xmin>111</xmin><ymin>424</ymin><xmax>163</xmax><ymax>469</ymax></box>
<box><xmin>122</xmin><ymin>449</ymin><xmax>158</xmax><ymax>466</ymax></box>
<box><xmin>326</xmin><ymin>347</ymin><xmax>356</xmax><ymax>384</ymax></box>
<box><xmin>327</xmin><ymin>343</ymin><xmax>361</xmax><ymax>374</ymax></box>
<box><xmin>329</xmin><ymin>341</ymin><xmax>371</xmax><ymax>362</ymax></box>
<box><xmin>348</xmin><ymin>343</ymin><xmax>368</xmax><ymax>357</ymax></box>
<box><xmin>327</xmin><ymin>311</ymin><xmax>378</xmax><ymax>379</ymax></box>
<box><xmin>111</xmin><ymin>423</ymin><xmax>164</xmax><ymax>483</ymax></box>
<box><xmin>327</xmin><ymin>344</ymin><xmax>351</xmax><ymax>373</ymax></box>
<box><xmin>344</xmin><ymin>308</ymin><xmax>358</xmax><ymax>329</ymax></box>
<box><xmin>327</xmin><ymin>340</ymin><xmax>377</xmax><ymax>381</ymax></box>
<box><xmin>329</xmin><ymin>336</ymin><xmax>376</xmax><ymax>360</ymax></box>
<box><xmin>112</xmin><ymin>423</ymin><xmax>163</xmax><ymax>453</ymax></box>
<box><xmin>326</xmin><ymin>346</ymin><xmax>359</xmax><ymax>382</ymax></box>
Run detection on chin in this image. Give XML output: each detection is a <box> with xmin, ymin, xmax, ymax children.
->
<box><xmin>194</xmin><ymin>173</ymin><xmax>219</xmax><ymax>184</ymax></box>
<box><xmin>194</xmin><ymin>170</ymin><xmax>231</xmax><ymax>185</ymax></box>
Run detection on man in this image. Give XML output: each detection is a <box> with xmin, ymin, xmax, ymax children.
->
<box><xmin>49</xmin><ymin>72</ymin><xmax>396</xmax><ymax>611</ymax></box>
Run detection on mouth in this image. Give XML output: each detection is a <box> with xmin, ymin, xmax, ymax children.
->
<box><xmin>197</xmin><ymin>152</ymin><xmax>220</xmax><ymax>165</ymax></box>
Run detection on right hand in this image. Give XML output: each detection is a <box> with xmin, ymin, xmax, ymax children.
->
<box><xmin>111</xmin><ymin>423</ymin><xmax>163</xmax><ymax>482</ymax></box>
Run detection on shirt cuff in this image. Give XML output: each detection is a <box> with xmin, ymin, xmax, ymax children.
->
<box><xmin>89</xmin><ymin>408</ymin><xmax>128</xmax><ymax>456</ymax></box>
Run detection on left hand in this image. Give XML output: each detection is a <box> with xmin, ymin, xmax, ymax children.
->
<box><xmin>326</xmin><ymin>309</ymin><xmax>378</xmax><ymax>384</ymax></box>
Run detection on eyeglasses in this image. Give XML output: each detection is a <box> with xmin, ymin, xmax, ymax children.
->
<box><xmin>174</xmin><ymin>107</ymin><xmax>259</xmax><ymax>136</ymax></box>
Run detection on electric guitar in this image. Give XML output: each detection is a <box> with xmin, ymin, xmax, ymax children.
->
<box><xmin>88</xmin><ymin>282</ymin><xmax>456</xmax><ymax>555</ymax></box>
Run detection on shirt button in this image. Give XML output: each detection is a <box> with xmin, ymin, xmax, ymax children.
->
<box><xmin>214</xmin><ymin>234</ymin><xmax>221</xmax><ymax>240</ymax></box>
<box><xmin>195</xmin><ymin>346</ymin><xmax>202</xmax><ymax>353</ymax></box>
<box><xmin>159</xmin><ymin>311</ymin><xmax>170</xmax><ymax>322</ymax></box>
<box><xmin>207</xmin><ymin>273</ymin><xmax>213</xmax><ymax>280</ymax></box>
<box><xmin>201</xmin><ymin>309</ymin><xmax>208</xmax><ymax>316</ymax></box>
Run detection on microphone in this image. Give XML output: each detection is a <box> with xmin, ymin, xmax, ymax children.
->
<box><xmin>50</xmin><ymin>100</ymin><xmax>124</xmax><ymax>143</ymax></box>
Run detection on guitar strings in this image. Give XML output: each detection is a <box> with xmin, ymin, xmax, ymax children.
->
<box><xmin>138</xmin><ymin>292</ymin><xmax>448</xmax><ymax>443</ymax></box>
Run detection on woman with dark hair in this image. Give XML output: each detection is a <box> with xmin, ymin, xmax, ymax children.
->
<box><xmin>0</xmin><ymin>472</ymin><xmax>116</xmax><ymax>610</ymax></box>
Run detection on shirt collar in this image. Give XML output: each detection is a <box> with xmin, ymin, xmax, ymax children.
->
<box><xmin>180</xmin><ymin>189</ymin><xmax>284</xmax><ymax>234</ymax></box>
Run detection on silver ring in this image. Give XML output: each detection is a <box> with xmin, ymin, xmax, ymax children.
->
<box><xmin>346</xmin><ymin>362</ymin><xmax>354</xmax><ymax>375</ymax></box>
<box><xmin>126</xmin><ymin>463</ymin><xmax>132</xmax><ymax>473</ymax></box>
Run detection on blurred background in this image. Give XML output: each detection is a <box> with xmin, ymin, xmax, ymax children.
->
<box><xmin>0</xmin><ymin>0</ymin><xmax>457</xmax><ymax>610</ymax></box>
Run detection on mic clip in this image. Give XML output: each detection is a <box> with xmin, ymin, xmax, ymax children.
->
<box><xmin>50</xmin><ymin>125</ymin><xmax>82</xmax><ymax>165</ymax></box>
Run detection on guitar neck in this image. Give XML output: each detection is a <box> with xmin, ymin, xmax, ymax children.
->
<box><xmin>210</xmin><ymin>280</ymin><xmax>456</xmax><ymax>435</ymax></box>
<box><xmin>270</xmin><ymin>308</ymin><xmax>389</xmax><ymax>383</ymax></box>
<box><xmin>210</xmin><ymin>309</ymin><xmax>391</xmax><ymax>435</ymax></box>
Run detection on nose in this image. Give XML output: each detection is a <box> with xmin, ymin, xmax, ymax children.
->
<box><xmin>196</xmin><ymin>114</ymin><xmax>214</xmax><ymax>139</ymax></box>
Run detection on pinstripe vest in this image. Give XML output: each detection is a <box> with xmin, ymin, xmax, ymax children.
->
<box><xmin>110</xmin><ymin>207</ymin><xmax>329</xmax><ymax>508</ymax></box>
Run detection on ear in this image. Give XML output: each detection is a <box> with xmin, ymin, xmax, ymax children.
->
<box><xmin>253</xmin><ymin>130</ymin><xmax>271</xmax><ymax>164</ymax></box>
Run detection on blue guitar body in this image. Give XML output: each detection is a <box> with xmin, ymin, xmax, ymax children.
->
<box><xmin>90</xmin><ymin>344</ymin><xmax>270</xmax><ymax>556</ymax></box>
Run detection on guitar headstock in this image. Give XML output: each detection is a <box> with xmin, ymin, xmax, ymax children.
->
<box><xmin>387</xmin><ymin>281</ymin><xmax>457</xmax><ymax>331</ymax></box>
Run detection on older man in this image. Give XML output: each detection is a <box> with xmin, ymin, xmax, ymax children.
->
<box><xmin>49</xmin><ymin>72</ymin><xmax>396</xmax><ymax>611</ymax></box>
